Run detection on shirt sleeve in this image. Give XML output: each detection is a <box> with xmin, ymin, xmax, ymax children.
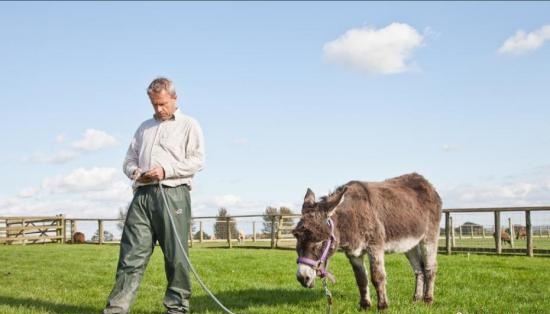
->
<box><xmin>123</xmin><ymin>128</ymin><xmax>140</xmax><ymax>179</ymax></box>
<box><xmin>163</xmin><ymin>119</ymin><xmax>205</xmax><ymax>179</ymax></box>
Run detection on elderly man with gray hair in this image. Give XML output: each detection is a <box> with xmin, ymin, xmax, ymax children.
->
<box><xmin>103</xmin><ymin>77</ymin><xmax>205</xmax><ymax>314</ymax></box>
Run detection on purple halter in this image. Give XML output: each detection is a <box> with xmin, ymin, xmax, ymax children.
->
<box><xmin>296</xmin><ymin>217</ymin><xmax>336</xmax><ymax>279</ymax></box>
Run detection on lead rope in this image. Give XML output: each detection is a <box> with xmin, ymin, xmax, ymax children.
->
<box><xmin>158</xmin><ymin>182</ymin><xmax>238</xmax><ymax>314</ymax></box>
<box><xmin>322</xmin><ymin>277</ymin><xmax>333</xmax><ymax>314</ymax></box>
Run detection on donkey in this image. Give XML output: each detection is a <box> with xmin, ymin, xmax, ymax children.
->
<box><xmin>72</xmin><ymin>232</ymin><xmax>85</xmax><ymax>244</ymax></box>
<box><xmin>292</xmin><ymin>173</ymin><xmax>442</xmax><ymax>310</ymax></box>
<box><xmin>514</xmin><ymin>226</ymin><xmax>527</xmax><ymax>240</ymax></box>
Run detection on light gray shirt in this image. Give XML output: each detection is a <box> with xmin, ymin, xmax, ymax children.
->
<box><xmin>123</xmin><ymin>109</ymin><xmax>205</xmax><ymax>188</ymax></box>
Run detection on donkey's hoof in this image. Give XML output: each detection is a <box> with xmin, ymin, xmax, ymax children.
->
<box><xmin>413</xmin><ymin>295</ymin><xmax>424</xmax><ymax>302</ymax></box>
<box><xmin>377</xmin><ymin>302</ymin><xmax>388</xmax><ymax>310</ymax></box>
<box><xmin>423</xmin><ymin>296</ymin><xmax>433</xmax><ymax>305</ymax></box>
<box><xmin>359</xmin><ymin>300</ymin><xmax>371</xmax><ymax>310</ymax></box>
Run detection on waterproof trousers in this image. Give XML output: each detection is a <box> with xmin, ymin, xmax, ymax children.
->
<box><xmin>103</xmin><ymin>184</ymin><xmax>191</xmax><ymax>314</ymax></box>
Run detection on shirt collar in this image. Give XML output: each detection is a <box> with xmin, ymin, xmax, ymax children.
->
<box><xmin>154</xmin><ymin>108</ymin><xmax>181</xmax><ymax>121</ymax></box>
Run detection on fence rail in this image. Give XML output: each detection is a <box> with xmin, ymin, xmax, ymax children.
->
<box><xmin>442</xmin><ymin>206</ymin><xmax>550</xmax><ymax>256</ymax></box>
<box><xmin>2</xmin><ymin>206</ymin><xmax>550</xmax><ymax>256</ymax></box>
<box><xmin>0</xmin><ymin>215</ymin><xmax>65</xmax><ymax>245</ymax></box>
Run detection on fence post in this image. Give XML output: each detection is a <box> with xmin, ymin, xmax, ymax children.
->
<box><xmin>98</xmin><ymin>219</ymin><xmax>104</xmax><ymax>245</ymax></box>
<box><xmin>70</xmin><ymin>220</ymin><xmax>76</xmax><ymax>238</ymax></box>
<box><xmin>482</xmin><ymin>226</ymin><xmax>486</xmax><ymax>238</ymax></box>
<box><xmin>508</xmin><ymin>217</ymin><xmax>514</xmax><ymax>248</ymax></box>
<box><xmin>459</xmin><ymin>225</ymin><xmax>463</xmax><ymax>240</ymax></box>
<box><xmin>494</xmin><ymin>211</ymin><xmax>501</xmax><ymax>254</ymax></box>
<box><xmin>199</xmin><ymin>221</ymin><xmax>203</xmax><ymax>243</ymax></box>
<box><xmin>55</xmin><ymin>215</ymin><xmax>61</xmax><ymax>243</ymax></box>
<box><xmin>450</xmin><ymin>216</ymin><xmax>456</xmax><ymax>247</ymax></box>
<box><xmin>526</xmin><ymin>211</ymin><xmax>533</xmax><ymax>257</ymax></box>
<box><xmin>276</xmin><ymin>215</ymin><xmax>283</xmax><ymax>248</ymax></box>
<box><xmin>22</xmin><ymin>218</ymin><xmax>27</xmax><ymax>246</ymax></box>
<box><xmin>226</xmin><ymin>217</ymin><xmax>232</xmax><ymax>248</ymax></box>
<box><xmin>445</xmin><ymin>212</ymin><xmax>451</xmax><ymax>255</ymax></box>
<box><xmin>270</xmin><ymin>216</ymin><xmax>276</xmax><ymax>249</ymax></box>
<box><xmin>252</xmin><ymin>221</ymin><xmax>256</xmax><ymax>242</ymax></box>
<box><xmin>60</xmin><ymin>215</ymin><xmax>66</xmax><ymax>244</ymax></box>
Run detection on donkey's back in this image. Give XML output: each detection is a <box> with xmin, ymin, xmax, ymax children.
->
<box><xmin>356</xmin><ymin>173</ymin><xmax>442</xmax><ymax>250</ymax></box>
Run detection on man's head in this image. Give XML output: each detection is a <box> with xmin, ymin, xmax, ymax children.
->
<box><xmin>147</xmin><ymin>77</ymin><xmax>178</xmax><ymax>121</ymax></box>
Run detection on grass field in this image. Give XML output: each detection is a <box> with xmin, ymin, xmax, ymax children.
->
<box><xmin>0</xmin><ymin>245</ymin><xmax>548</xmax><ymax>314</ymax></box>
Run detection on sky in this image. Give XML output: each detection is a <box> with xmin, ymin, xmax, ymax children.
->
<box><xmin>1</xmin><ymin>1</ymin><xmax>550</xmax><ymax>235</ymax></box>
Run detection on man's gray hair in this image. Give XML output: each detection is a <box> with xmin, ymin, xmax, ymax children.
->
<box><xmin>147</xmin><ymin>77</ymin><xmax>177</xmax><ymax>97</ymax></box>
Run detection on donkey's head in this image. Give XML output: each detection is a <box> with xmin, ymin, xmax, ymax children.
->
<box><xmin>292</xmin><ymin>186</ymin><xmax>347</xmax><ymax>288</ymax></box>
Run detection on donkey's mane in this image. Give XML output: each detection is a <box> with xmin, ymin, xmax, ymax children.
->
<box><xmin>320</xmin><ymin>181</ymin><xmax>370</xmax><ymax>207</ymax></box>
<box><xmin>320</xmin><ymin>185</ymin><xmax>346</xmax><ymax>204</ymax></box>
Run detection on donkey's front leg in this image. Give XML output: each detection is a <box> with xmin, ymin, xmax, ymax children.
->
<box><xmin>368</xmin><ymin>249</ymin><xmax>389</xmax><ymax>310</ymax></box>
<box><xmin>346</xmin><ymin>252</ymin><xmax>371</xmax><ymax>310</ymax></box>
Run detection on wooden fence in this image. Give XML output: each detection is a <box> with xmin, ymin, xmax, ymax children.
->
<box><xmin>0</xmin><ymin>215</ymin><xmax>65</xmax><ymax>245</ymax></box>
<box><xmin>61</xmin><ymin>214</ymin><xmax>301</xmax><ymax>248</ymax></box>
<box><xmin>443</xmin><ymin>206</ymin><xmax>550</xmax><ymax>256</ymax></box>
<box><xmin>3</xmin><ymin>206</ymin><xmax>550</xmax><ymax>256</ymax></box>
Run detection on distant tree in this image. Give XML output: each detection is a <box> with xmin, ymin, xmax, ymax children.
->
<box><xmin>262</xmin><ymin>206</ymin><xmax>296</xmax><ymax>235</ymax></box>
<box><xmin>262</xmin><ymin>206</ymin><xmax>278</xmax><ymax>234</ymax></box>
<box><xmin>214</xmin><ymin>207</ymin><xmax>239</xmax><ymax>240</ymax></box>
<box><xmin>193</xmin><ymin>230</ymin><xmax>210</xmax><ymax>240</ymax></box>
<box><xmin>279</xmin><ymin>207</ymin><xmax>296</xmax><ymax>236</ymax></box>
<box><xmin>92</xmin><ymin>229</ymin><xmax>114</xmax><ymax>242</ymax></box>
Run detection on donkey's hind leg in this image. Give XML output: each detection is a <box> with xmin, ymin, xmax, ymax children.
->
<box><xmin>405</xmin><ymin>245</ymin><xmax>425</xmax><ymax>302</ymax></box>
<box><xmin>420</xmin><ymin>237</ymin><xmax>438</xmax><ymax>304</ymax></box>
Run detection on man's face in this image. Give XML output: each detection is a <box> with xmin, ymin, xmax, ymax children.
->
<box><xmin>149</xmin><ymin>90</ymin><xmax>177</xmax><ymax>121</ymax></box>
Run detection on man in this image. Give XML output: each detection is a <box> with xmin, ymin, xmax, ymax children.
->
<box><xmin>103</xmin><ymin>77</ymin><xmax>205</xmax><ymax>314</ymax></box>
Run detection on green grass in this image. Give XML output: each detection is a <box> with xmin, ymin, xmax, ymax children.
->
<box><xmin>0</xmin><ymin>245</ymin><xmax>548</xmax><ymax>314</ymax></box>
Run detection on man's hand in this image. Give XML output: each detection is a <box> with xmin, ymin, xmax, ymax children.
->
<box><xmin>132</xmin><ymin>168</ymin><xmax>143</xmax><ymax>181</ymax></box>
<box><xmin>140</xmin><ymin>166</ymin><xmax>165</xmax><ymax>182</ymax></box>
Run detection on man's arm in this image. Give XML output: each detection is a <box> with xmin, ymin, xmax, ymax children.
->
<box><xmin>123</xmin><ymin>130</ymin><xmax>140</xmax><ymax>179</ymax></box>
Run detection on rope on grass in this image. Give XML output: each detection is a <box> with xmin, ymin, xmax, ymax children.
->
<box><xmin>159</xmin><ymin>182</ymin><xmax>238</xmax><ymax>314</ymax></box>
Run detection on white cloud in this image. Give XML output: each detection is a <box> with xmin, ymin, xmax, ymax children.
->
<box><xmin>55</xmin><ymin>133</ymin><xmax>66</xmax><ymax>144</ymax></box>
<box><xmin>25</xmin><ymin>150</ymin><xmax>78</xmax><ymax>164</ymax></box>
<box><xmin>71</xmin><ymin>129</ymin><xmax>118</xmax><ymax>151</ymax></box>
<box><xmin>323</xmin><ymin>22</ymin><xmax>424</xmax><ymax>75</ymax></box>
<box><xmin>23</xmin><ymin>129</ymin><xmax>118</xmax><ymax>164</ymax></box>
<box><xmin>42</xmin><ymin>167</ymin><xmax>119</xmax><ymax>193</ymax></box>
<box><xmin>2</xmin><ymin>167</ymin><xmax>133</xmax><ymax>220</ymax></box>
<box><xmin>192</xmin><ymin>193</ymin><xmax>301</xmax><ymax>217</ymax></box>
<box><xmin>498</xmin><ymin>24</ymin><xmax>550</xmax><ymax>55</ymax></box>
<box><xmin>18</xmin><ymin>187</ymin><xmax>39</xmax><ymax>198</ymax></box>
<box><xmin>442</xmin><ymin>167</ymin><xmax>550</xmax><ymax>208</ymax></box>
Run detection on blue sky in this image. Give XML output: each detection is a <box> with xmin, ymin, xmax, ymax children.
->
<box><xmin>1</xmin><ymin>2</ymin><xmax>550</xmax><ymax>230</ymax></box>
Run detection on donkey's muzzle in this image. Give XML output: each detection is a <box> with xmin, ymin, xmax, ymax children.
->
<box><xmin>296</xmin><ymin>265</ymin><xmax>316</xmax><ymax>288</ymax></box>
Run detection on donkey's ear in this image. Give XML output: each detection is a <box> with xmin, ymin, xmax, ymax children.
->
<box><xmin>326</xmin><ymin>186</ymin><xmax>348</xmax><ymax>217</ymax></box>
<box><xmin>303</xmin><ymin>188</ymin><xmax>316</xmax><ymax>209</ymax></box>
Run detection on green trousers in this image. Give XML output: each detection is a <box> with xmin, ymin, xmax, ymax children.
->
<box><xmin>104</xmin><ymin>184</ymin><xmax>191</xmax><ymax>314</ymax></box>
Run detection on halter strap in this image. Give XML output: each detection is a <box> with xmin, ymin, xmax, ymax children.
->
<box><xmin>297</xmin><ymin>217</ymin><xmax>336</xmax><ymax>278</ymax></box>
